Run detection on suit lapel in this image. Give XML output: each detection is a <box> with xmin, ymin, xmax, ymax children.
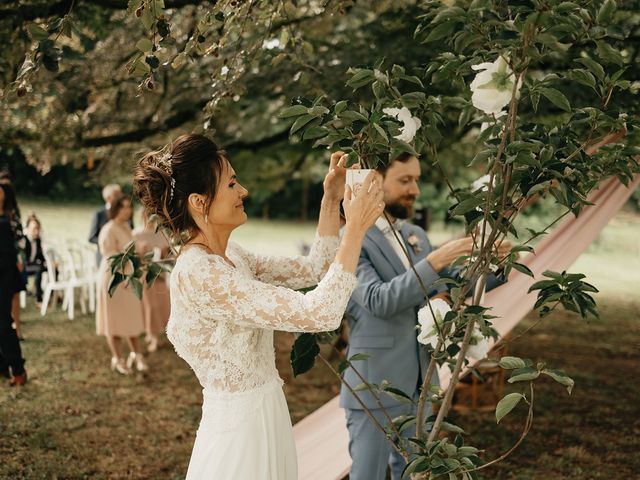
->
<box><xmin>367</xmin><ymin>226</ymin><xmax>406</xmax><ymax>276</ymax></box>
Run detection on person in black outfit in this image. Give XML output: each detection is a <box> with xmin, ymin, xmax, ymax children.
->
<box><xmin>24</xmin><ymin>214</ymin><xmax>47</xmax><ymax>305</ymax></box>
<box><xmin>0</xmin><ymin>183</ymin><xmax>27</xmax><ymax>385</ymax></box>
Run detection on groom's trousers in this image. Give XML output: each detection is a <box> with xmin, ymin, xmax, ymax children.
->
<box><xmin>345</xmin><ymin>390</ymin><xmax>430</xmax><ymax>480</ymax></box>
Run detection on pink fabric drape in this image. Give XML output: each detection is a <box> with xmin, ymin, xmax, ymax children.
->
<box><xmin>438</xmin><ymin>174</ymin><xmax>640</xmax><ymax>389</ymax></box>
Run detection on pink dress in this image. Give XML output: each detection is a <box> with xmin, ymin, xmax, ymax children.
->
<box><xmin>132</xmin><ymin>228</ymin><xmax>171</xmax><ymax>337</ymax></box>
<box><xmin>95</xmin><ymin>221</ymin><xmax>145</xmax><ymax>337</ymax></box>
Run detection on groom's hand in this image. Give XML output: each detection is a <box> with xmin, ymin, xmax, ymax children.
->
<box><xmin>426</xmin><ymin>236</ymin><xmax>475</xmax><ymax>272</ymax></box>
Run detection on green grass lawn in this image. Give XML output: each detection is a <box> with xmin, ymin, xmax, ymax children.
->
<box><xmin>4</xmin><ymin>202</ymin><xmax>639</xmax><ymax>479</ymax></box>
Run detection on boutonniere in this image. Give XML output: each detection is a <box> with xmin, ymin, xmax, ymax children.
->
<box><xmin>407</xmin><ymin>233</ymin><xmax>422</xmax><ymax>255</ymax></box>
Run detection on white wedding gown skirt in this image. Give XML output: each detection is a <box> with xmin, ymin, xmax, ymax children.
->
<box><xmin>186</xmin><ymin>380</ymin><xmax>298</xmax><ymax>480</ymax></box>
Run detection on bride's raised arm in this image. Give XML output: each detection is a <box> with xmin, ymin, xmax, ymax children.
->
<box><xmin>238</xmin><ymin>151</ymin><xmax>348</xmax><ymax>289</ymax></box>
<box><xmin>176</xmin><ymin>254</ymin><xmax>355</xmax><ymax>333</ymax></box>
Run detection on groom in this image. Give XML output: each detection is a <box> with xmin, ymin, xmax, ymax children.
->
<box><xmin>339</xmin><ymin>153</ymin><xmax>502</xmax><ymax>480</ymax></box>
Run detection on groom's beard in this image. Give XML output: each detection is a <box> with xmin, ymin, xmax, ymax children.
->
<box><xmin>385</xmin><ymin>196</ymin><xmax>417</xmax><ymax>219</ymax></box>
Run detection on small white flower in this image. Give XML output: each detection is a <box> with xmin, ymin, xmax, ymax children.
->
<box><xmin>471</xmin><ymin>174</ymin><xmax>493</xmax><ymax>192</ymax></box>
<box><xmin>262</xmin><ymin>38</ymin><xmax>280</xmax><ymax>50</ymax></box>
<box><xmin>220</xmin><ymin>65</ymin><xmax>229</xmax><ymax>76</ymax></box>
<box><xmin>466</xmin><ymin>330</ymin><xmax>491</xmax><ymax>360</ymax></box>
<box><xmin>470</xmin><ymin>56</ymin><xmax>522</xmax><ymax>115</ymax></box>
<box><xmin>382</xmin><ymin>106</ymin><xmax>422</xmax><ymax>143</ymax></box>
<box><xmin>417</xmin><ymin>298</ymin><xmax>451</xmax><ymax>348</ymax></box>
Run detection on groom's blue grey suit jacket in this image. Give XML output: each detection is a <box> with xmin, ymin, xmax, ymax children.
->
<box><xmin>339</xmin><ymin>222</ymin><xmax>503</xmax><ymax>411</ymax></box>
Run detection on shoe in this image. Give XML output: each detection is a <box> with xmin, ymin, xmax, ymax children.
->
<box><xmin>126</xmin><ymin>352</ymin><xmax>148</xmax><ymax>372</ymax></box>
<box><xmin>110</xmin><ymin>357</ymin><xmax>131</xmax><ymax>375</ymax></box>
<box><xmin>147</xmin><ymin>336</ymin><xmax>158</xmax><ymax>353</ymax></box>
<box><xmin>9</xmin><ymin>370</ymin><xmax>27</xmax><ymax>386</ymax></box>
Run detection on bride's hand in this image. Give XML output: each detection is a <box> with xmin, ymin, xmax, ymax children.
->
<box><xmin>322</xmin><ymin>151</ymin><xmax>349</xmax><ymax>202</ymax></box>
<box><xmin>343</xmin><ymin>170</ymin><xmax>385</xmax><ymax>235</ymax></box>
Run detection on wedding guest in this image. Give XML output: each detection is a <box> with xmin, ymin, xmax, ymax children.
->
<box><xmin>133</xmin><ymin>214</ymin><xmax>172</xmax><ymax>353</ymax></box>
<box><xmin>0</xmin><ymin>175</ymin><xmax>25</xmax><ymax>341</ymax></box>
<box><xmin>24</xmin><ymin>214</ymin><xmax>46</xmax><ymax>306</ymax></box>
<box><xmin>95</xmin><ymin>196</ymin><xmax>148</xmax><ymax>374</ymax></box>
<box><xmin>0</xmin><ymin>184</ymin><xmax>27</xmax><ymax>385</ymax></box>
<box><xmin>89</xmin><ymin>184</ymin><xmax>124</xmax><ymax>265</ymax></box>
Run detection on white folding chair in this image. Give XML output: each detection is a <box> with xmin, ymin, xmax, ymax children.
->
<box><xmin>40</xmin><ymin>247</ymin><xmax>72</xmax><ymax>318</ymax></box>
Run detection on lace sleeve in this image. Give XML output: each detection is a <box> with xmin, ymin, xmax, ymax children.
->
<box><xmin>176</xmin><ymin>254</ymin><xmax>356</xmax><ymax>332</ymax></box>
<box><xmin>236</xmin><ymin>235</ymin><xmax>340</xmax><ymax>289</ymax></box>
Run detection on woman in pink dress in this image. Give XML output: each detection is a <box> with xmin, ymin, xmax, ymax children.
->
<box><xmin>133</xmin><ymin>215</ymin><xmax>172</xmax><ymax>352</ymax></box>
<box><xmin>96</xmin><ymin>196</ymin><xmax>148</xmax><ymax>374</ymax></box>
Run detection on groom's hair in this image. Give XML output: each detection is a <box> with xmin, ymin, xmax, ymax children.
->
<box><xmin>133</xmin><ymin>133</ymin><xmax>226</xmax><ymax>244</ymax></box>
<box><xmin>375</xmin><ymin>152</ymin><xmax>415</xmax><ymax>177</ymax></box>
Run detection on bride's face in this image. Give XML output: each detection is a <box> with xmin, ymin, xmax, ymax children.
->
<box><xmin>207</xmin><ymin>159</ymin><xmax>249</xmax><ymax>228</ymax></box>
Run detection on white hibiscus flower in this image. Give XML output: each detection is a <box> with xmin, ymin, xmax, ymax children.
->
<box><xmin>470</xmin><ymin>56</ymin><xmax>522</xmax><ymax>115</ymax></box>
<box><xmin>382</xmin><ymin>106</ymin><xmax>422</xmax><ymax>143</ymax></box>
<box><xmin>417</xmin><ymin>298</ymin><xmax>451</xmax><ymax>348</ymax></box>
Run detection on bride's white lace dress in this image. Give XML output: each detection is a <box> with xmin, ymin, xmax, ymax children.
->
<box><xmin>167</xmin><ymin>235</ymin><xmax>357</xmax><ymax>479</ymax></box>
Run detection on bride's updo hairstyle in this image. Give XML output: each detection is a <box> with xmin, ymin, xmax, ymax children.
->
<box><xmin>133</xmin><ymin>133</ymin><xmax>225</xmax><ymax>243</ymax></box>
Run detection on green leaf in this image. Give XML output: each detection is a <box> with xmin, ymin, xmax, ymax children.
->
<box><xmin>334</xmin><ymin>100</ymin><xmax>347</xmax><ymax>115</ymax></box>
<box><xmin>596</xmin><ymin>0</ymin><xmax>616</xmax><ymax>25</ymax></box>
<box><xmin>28</xmin><ymin>24</ymin><xmax>49</xmax><ymax>41</ymax></box>
<box><xmin>499</xmin><ymin>356</ymin><xmax>527</xmax><ymax>370</ymax></box>
<box><xmin>302</xmin><ymin>126</ymin><xmax>328</xmax><ymax>140</ymax></box>
<box><xmin>383</xmin><ymin>386</ymin><xmax>414</xmax><ymax>404</ymax></box>
<box><xmin>308</xmin><ymin>105</ymin><xmax>330</xmax><ymax>116</ymax></box>
<box><xmin>338</xmin><ymin>360</ymin><xmax>349</xmax><ymax>374</ymax></box>
<box><xmin>539</xmin><ymin>87</ymin><xmax>571</xmax><ymax>112</ymax></box>
<box><xmin>451</xmin><ymin>197</ymin><xmax>484</xmax><ymax>216</ymax></box>
<box><xmin>390</xmin><ymin>138</ymin><xmax>419</xmax><ymax>157</ymax></box>
<box><xmin>290</xmin><ymin>114</ymin><xmax>316</xmax><ymax>135</ymax></box>
<box><xmin>136</xmin><ymin>38</ymin><xmax>153</xmax><ymax>52</ymax></box>
<box><xmin>595</xmin><ymin>40</ymin><xmax>623</xmax><ymax>66</ymax></box>
<box><xmin>469</xmin><ymin>148</ymin><xmax>496</xmax><ymax>166</ymax></box>
<box><xmin>140</xmin><ymin>5</ymin><xmax>155</xmax><ymax>29</ymax></box>
<box><xmin>354</xmin><ymin>382</ymin><xmax>370</xmax><ymax>392</ymax></box>
<box><xmin>372</xmin><ymin>123</ymin><xmax>389</xmax><ymax>143</ymax></box>
<box><xmin>508</xmin><ymin>367</ymin><xmax>540</xmax><ymax>383</ymax></box>
<box><xmin>495</xmin><ymin>393</ymin><xmax>525</xmax><ymax>423</ymax></box>
<box><xmin>424</xmin><ymin>20</ymin><xmax>457</xmax><ymax>43</ymax></box>
<box><xmin>401</xmin><ymin>457</ymin><xmax>430</xmax><ymax>479</ymax></box>
<box><xmin>400</xmin><ymin>92</ymin><xmax>426</xmax><ymax>108</ymax></box>
<box><xmin>279</xmin><ymin>105</ymin><xmax>308</xmax><ymax>118</ymax></box>
<box><xmin>440</xmin><ymin>421</ymin><xmax>466</xmax><ymax>434</ymax></box>
<box><xmin>107</xmin><ymin>272</ymin><xmax>124</xmax><ymax>297</ymax></box>
<box><xmin>348</xmin><ymin>353</ymin><xmax>370</xmax><ymax>362</ymax></box>
<box><xmin>346</xmin><ymin>69</ymin><xmax>375</xmax><ymax>89</ymax></box>
<box><xmin>129</xmin><ymin>276</ymin><xmax>143</xmax><ymax>300</ymax></box>
<box><xmin>511</xmin><ymin>262</ymin><xmax>534</xmax><ymax>277</ymax></box>
<box><xmin>575</xmin><ymin>58</ymin><xmax>605</xmax><ymax>81</ymax></box>
<box><xmin>542</xmin><ymin>368</ymin><xmax>575</xmax><ymax>394</ymax></box>
<box><xmin>290</xmin><ymin>333</ymin><xmax>320</xmax><ymax>377</ymax></box>
<box><xmin>372</xmin><ymin>80</ymin><xmax>386</xmax><ymax>99</ymax></box>
<box><xmin>339</xmin><ymin>110</ymin><xmax>368</xmax><ymax>123</ymax></box>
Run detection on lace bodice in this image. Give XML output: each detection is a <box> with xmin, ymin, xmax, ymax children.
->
<box><xmin>167</xmin><ymin>235</ymin><xmax>357</xmax><ymax>393</ymax></box>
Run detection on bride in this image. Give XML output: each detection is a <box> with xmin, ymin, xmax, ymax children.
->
<box><xmin>133</xmin><ymin>133</ymin><xmax>384</xmax><ymax>479</ymax></box>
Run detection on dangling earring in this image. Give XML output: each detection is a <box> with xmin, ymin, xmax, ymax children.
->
<box><xmin>203</xmin><ymin>212</ymin><xmax>208</xmax><ymax>225</ymax></box>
